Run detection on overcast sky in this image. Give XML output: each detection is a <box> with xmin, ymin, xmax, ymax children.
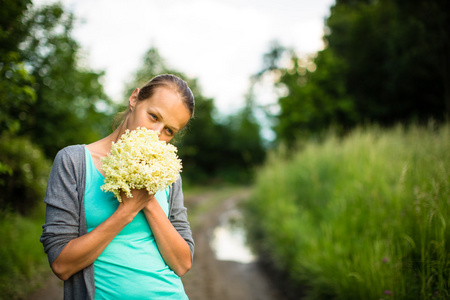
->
<box><xmin>33</xmin><ymin>0</ymin><xmax>335</xmax><ymax>116</ymax></box>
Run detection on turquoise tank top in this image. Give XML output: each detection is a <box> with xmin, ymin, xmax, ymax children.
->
<box><xmin>84</xmin><ymin>148</ymin><xmax>188</xmax><ymax>299</ymax></box>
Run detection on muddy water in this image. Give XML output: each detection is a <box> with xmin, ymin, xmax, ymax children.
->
<box><xmin>210</xmin><ymin>208</ymin><xmax>256</xmax><ymax>264</ymax></box>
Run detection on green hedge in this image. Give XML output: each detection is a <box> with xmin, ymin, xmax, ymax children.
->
<box><xmin>244</xmin><ymin>123</ymin><xmax>449</xmax><ymax>299</ymax></box>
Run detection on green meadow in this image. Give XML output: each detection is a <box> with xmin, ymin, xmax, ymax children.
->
<box><xmin>244</xmin><ymin>123</ymin><xmax>449</xmax><ymax>299</ymax></box>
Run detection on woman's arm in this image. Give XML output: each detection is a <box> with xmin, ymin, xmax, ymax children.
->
<box><xmin>142</xmin><ymin>192</ymin><xmax>192</xmax><ymax>276</ymax></box>
<box><xmin>51</xmin><ymin>194</ymin><xmax>151</xmax><ymax>280</ymax></box>
<box><xmin>39</xmin><ymin>146</ymin><xmax>150</xmax><ymax>281</ymax></box>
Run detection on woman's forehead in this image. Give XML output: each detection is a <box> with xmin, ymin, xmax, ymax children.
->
<box><xmin>145</xmin><ymin>88</ymin><xmax>191</xmax><ymax>126</ymax></box>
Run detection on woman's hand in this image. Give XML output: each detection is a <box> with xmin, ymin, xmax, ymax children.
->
<box><xmin>119</xmin><ymin>189</ymin><xmax>154</xmax><ymax>220</ymax></box>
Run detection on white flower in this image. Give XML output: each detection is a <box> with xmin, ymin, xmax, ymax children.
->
<box><xmin>100</xmin><ymin>127</ymin><xmax>182</xmax><ymax>202</ymax></box>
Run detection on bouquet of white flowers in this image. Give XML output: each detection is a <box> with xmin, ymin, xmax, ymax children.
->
<box><xmin>100</xmin><ymin>127</ymin><xmax>182</xmax><ymax>202</ymax></box>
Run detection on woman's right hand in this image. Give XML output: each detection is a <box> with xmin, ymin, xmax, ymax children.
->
<box><xmin>118</xmin><ymin>189</ymin><xmax>153</xmax><ymax>220</ymax></box>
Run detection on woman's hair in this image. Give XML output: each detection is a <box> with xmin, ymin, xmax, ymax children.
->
<box><xmin>114</xmin><ymin>74</ymin><xmax>195</xmax><ymax>129</ymax></box>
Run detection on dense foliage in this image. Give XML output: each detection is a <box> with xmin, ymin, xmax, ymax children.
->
<box><xmin>326</xmin><ymin>0</ymin><xmax>449</xmax><ymax>124</ymax></box>
<box><xmin>0</xmin><ymin>135</ymin><xmax>50</xmax><ymax>215</ymax></box>
<box><xmin>258</xmin><ymin>0</ymin><xmax>450</xmax><ymax>145</ymax></box>
<box><xmin>245</xmin><ymin>123</ymin><xmax>450</xmax><ymax>299</ymax></box>
<box><xmin>0</xmin><ymin>1</ymin><xmax>114</xmax><ymax>216</ymax></box>
<box><xmin>0</xmin><ymin>0</ymin><xmax>36</xmax><ymax>135</ymax></box>
<box><xmin>19</xmin><ymin>3</ymin><xmax>115</xmax><ymax>157</ymax></box>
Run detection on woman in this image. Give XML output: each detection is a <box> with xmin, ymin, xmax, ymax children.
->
<box><xmin>40</xmin><ymin>74</ymin><xmax>195</xmax><ymax>299</ymax></box>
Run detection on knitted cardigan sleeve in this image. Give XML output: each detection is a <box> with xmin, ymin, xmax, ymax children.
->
<box><xmin>40</xmin><ymin>145</ymin><xmax>94</xmax><ymax>300</ymax></box>
<box><xmin>40</xmin><ymin>145</ymin><xmax>85</xmax><ymax>266</ymax></box>
<box><xmin>169</xmin><ymin>176</ymin><xmax>195</xmax><ymax>262</ymax></box>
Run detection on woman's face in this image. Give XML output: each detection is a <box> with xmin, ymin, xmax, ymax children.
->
<box><xmin>127</xmin><ymin>86</ymin><xmax>191</xmax><ymax>142</ymax></box>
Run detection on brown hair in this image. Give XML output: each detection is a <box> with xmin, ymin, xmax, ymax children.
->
<box><xmin>114</xmin><ymin>74</ymin><xmax>195</xmax><ymax>128</ymax></box>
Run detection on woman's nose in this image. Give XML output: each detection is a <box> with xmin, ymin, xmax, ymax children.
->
<box><xmin>153</xmin><ymin>123</ymin><xmax>164</xmax><ymax>136</ymax></box>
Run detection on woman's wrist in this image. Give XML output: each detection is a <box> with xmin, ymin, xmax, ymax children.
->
<box><xmin>115</xmin><ymin>203</ymin><xmax>141</xmax><ymax>224</ymax></box>
<box><xmin>143</xmin><ymin>195</ymin><xmax>159</xmax><ymax>213</ymax></box>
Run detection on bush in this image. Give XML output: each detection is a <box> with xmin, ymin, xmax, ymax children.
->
<box><xmin>244</xmin><ymin>123</ymin><xmax>450</xmax><ymax>299</ymax></box>
<box><xmin>0</xmin><ymin>135</ymin><xmax>51</xmax><ymax>215</ymax></box>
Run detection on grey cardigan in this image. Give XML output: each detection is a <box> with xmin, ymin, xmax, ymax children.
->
<box><xmin>40</xmin><ymin>145</ymin><xmax>194</xmax><ymax>300</ymax></box>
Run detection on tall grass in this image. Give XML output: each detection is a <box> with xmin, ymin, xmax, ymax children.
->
<box><xmin>0</xmin><ymin>205</ymin><xmax>50</xmax><ymax>300</ymax></box>
<box><xmin>244</xmin><ymin>123</ymin><xmax>449</xmax><ymax>299</ymax></box>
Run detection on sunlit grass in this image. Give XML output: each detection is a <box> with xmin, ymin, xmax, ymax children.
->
<box><xmin>245</xmin><ymin>123</ymin><xmax>449</xmax><ymax>299</ymax></box>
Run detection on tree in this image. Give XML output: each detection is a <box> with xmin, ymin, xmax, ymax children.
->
<box><xmin>274</xmin><ymin>48</ymin><xmax>356</xmax><ymax>146</ymax></box>
<box><xmin>254</xmin><ymin>41</ymin><xmax>356</xmax><ymax>146</ymax></box>
<box><xmin>19</xmin><ymin>3</ymin><xmax>115</xmax><ymax>158</ymax></box>
<box><xmin>221</xmin><ymin>87</ymin><xmax>266</xmax><ymax>181</ymax></box>
<box><xmin>326</xmin><ymin>0</ymin><xmax>449</xmax><ymax>123</ymax></box>
<box><xmin>0</xmin><ymin>134</ymin><xmax>50</xmax><ymax>214</ymax></box>
<box><xmin>0</xmin><ymin>2</ymin><xmax>116</xmax><ymax>213</ymax></box>
<box><xmin>256</xmin><ymin>0</ymin><xmax>449</xmax><ymax>146</ymax></box>
<box><xmin>0</xmin><ymin>0</ymin><xmax>36</xmax><ymax>135</ymax></box>
<box><xmin>0</xmin><ymin>0</ymin><xmax>38</xmax><ymax>181</ymax></box>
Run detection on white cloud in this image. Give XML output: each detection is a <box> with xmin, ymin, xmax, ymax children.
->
<box><xmin>32</xmin><ymin>0</ymin><xmax>334</xmax><ymax>114</ymax></box>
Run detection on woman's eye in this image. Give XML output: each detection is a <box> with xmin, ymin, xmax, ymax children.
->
<box><xmin>166</xmin><ymin>128</ymin><xmax>174</xmax><ymax>135</ymax></box>
<box><xmin>150</xmin><ymin>113</ymin><xmax>157</xmax><ymax>120</ymax></box>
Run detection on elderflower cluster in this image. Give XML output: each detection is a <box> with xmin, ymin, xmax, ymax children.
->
<box><xmin>101</xmin><ymin>127</ymin><xmax>182</xmax><ymax>202</ymax></box>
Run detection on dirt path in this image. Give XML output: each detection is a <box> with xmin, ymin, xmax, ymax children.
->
<box><xmin>182</xmin><ymin>187</ymin><xmax>284</xmax><ymax>300</ymax></box>
<box><xmin>26</xmin><ymin>186</ymin><xmax>285</xmax><ymax>300</ymax></box>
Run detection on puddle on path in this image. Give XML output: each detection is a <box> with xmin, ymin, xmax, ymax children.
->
<box><xmin>210</xmin><ymin>208</ymin><xmax>256</xmax><ymax>264</ymax></box>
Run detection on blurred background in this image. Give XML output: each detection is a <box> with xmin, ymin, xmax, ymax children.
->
<box><xmin>1</xmin><ymin>0</ymin><xmax>448</xmax><ymax>299</ymax></box>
